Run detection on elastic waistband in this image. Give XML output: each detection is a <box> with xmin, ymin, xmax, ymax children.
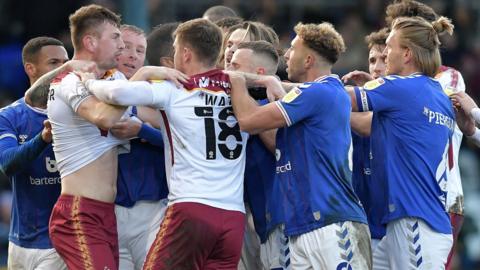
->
<box><xmin>57</xmin><ymin>194</ymin><xmax>115</xmax><ymax>211</ymax></box>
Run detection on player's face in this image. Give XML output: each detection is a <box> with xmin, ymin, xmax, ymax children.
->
<box><xmin>384</xmin><ymin>30</ymin><xmax>406</xmax><ymax>76</ymax></box>
<box><xmin>368</xmin><ymin>44</ymin><xmax>386</xmax><ymax>79</ymax></box>
<box><xmin>94</xmin><ymin>22</ymin><xmax>125</xmax><ymax>71</ymax></box>
<box><xmin>116</xmin><ymin>30</ymin><xmax>146</xmax><ymax>79</ymax></box>
<box><xmin>224</xmin><ymin>29</ymin><xmax>251</xmax><ymax>70</ymax></box>
<box><xmin>228</xmin><ymin>48</ymin><xmax>255</xmax><ymax>73</ymax></box>
<box><xmin>284</xmin><ymin>36</ymin><xmax>307</xmax><ymax>83</ymax></box>
<box><xmin>34</xmin><ymin>45</ymin><xmax>68</xmax><ymax>79</ymax></box>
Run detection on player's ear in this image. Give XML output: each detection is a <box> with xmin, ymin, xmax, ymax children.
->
<box><xmin>404</xmin><ymin>46</ymin><xmax>413</xmax><ymax>64</ymax></box>
<box><xmin>83</xmin><ymin>34</ymin><xmax>97</xmax><ymax>53</ymax></box>
<box><xmin>305</xmin><ymin>54</ymin><xmax>314</xmax><ymax>69</ymax></box>
<box><xmin>24</xmin><ymin>62</ymin><xmax>36</xmax><ymax>78</ymax></box>
<box><xmin>183</xmin><ymin>46</ymin><xmax>192</xmax><ymax>63</ymax></box>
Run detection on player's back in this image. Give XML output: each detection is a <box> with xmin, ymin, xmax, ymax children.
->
<box><xmin>155</xmin><ymin>69</ymin><xmax>249</xmax><ymax>213</ymax></box>
<box><xmin>366</xmin><ymin>74</ymin><xmax>454</xmax><ymax>234</ymax></box>
<box><xmin>0</xmin><ymin>98</ymin><xmax>61</xmax><ymax>248</ymax></box>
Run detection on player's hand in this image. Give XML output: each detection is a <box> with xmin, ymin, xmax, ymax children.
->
<box><xmin>254</xmin><ymin>75</ymin><xmax>285</xmax><ymax>101</ymax></box>
<box><xmin>65</xmin><ymin>60</ymin><xmax>98</xmax><ymax>74</ymax></box>
<box><xmin>455</xmin><ymin>104</ymin><xmax>476</xmax><ymax>136</ymax></box>
<box><xmin>76</xmin><ymin>71</ymin><xmax>96</xmax><ymax>83</ymax></box>
<box><xmin>41</xmin><ymin>120</ymin><xmax>53</xmax><ymax>143</ymax></box>
<box><xmin>110</xmin><ymin>119</ymin><xmax>142</xmax><ymax>139</ymax></box>
<box><xmin>342</xmin><ymin>70</ymin><xmax>374</xmax><ymax>86</ymax></box>
<box><xmin>450</xmin><ymin>92</ymin><xmax>478</xmax><ymax>116</ymax></box>
<box><xmin>130</xmin><ymin>66</ymin><xmax>189</xmax><ymax>88</ymax></box>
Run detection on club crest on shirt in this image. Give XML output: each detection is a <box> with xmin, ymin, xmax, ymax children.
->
<box><xmin>363</xmin><ymin>78</ymin><xmax>385</xmax><ymax>90</ymax></box>
<box><xmin>282</xmin><ymin>88</ymin><xmax>302</xmax><ymax>103</ymax></box>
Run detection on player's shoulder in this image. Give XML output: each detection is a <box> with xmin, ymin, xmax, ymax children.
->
<box><xmin>364</xmin><ymin>74</ymin><xmax>425</xmax><ymax>91</ymax></box>
<box><xmin>50</xmin><ymin>72</ymin><xmax>82</xmax><ymax>92</ymax></box>
<box><xmin>0</xmin><ymin>98</ymin><xmax>26</xmax><ymax>116</ymax></box>
<box><xmin>435</xmin><ymin>65</ymin><xmax>464</xmax><ymax>91</ymax></box>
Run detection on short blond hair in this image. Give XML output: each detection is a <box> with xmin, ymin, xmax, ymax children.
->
<box><xmin>294</xmin><ymin>22</ymin><xmax>345</xmax><ymax>64</ymax></box>
<box><xmin>392</xmin><ymin>16</ymin><xmax>453</xmax><ymax>77</ymax></box>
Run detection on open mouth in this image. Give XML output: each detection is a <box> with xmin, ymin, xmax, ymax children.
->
<box><xmin>122</xmin><ymin>63</ymin><xmax>136</xmax><ymax>70</ymax></box>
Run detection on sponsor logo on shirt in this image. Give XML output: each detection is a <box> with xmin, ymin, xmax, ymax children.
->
<box><xmin>45</xmin><ymin>157</ymin><xmax>58</xmax><ymax>173</ymax></box>
<box><xmin>281</xmin><ymin>88</ymin><xmax>302</xmax><ymax>103</ymax></box>
<box><xmin>276</xmin><ymin>161</ymin><xmax>292</xmax><ymax>174</ymax></box>
<box><xmin>275</xmin><ymin>149</ymin><xmax>292</xmax><ymax>173</ymax></box>
<box><xmin>275</xmin><ymin>149</ymin><xmax>281</xmax><ymax>161</ymax></box>
<box><xmin>29</xmin><ymin>176</ymin><xmax>61</xmax><ymax>185</ymax></box>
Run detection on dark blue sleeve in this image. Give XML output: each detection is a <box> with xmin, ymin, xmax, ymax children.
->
<box><xmin>137</xmin><ymin>123</ymin><xmax>164</xmax><ymax>147</ymax></box>
<box><xmin>0</xmin><ymin>132</ymin><xmax>48</xmax><ymax>176</ymax></box>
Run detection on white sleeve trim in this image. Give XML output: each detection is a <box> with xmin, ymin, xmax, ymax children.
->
<box><xmin>0</xmin><ymin>133</ymin><xmax>17</xmax><ymax>141</ymax></box>
<box><xmin>471</xmin><ymin>107</ymin><xmax>480</xmax><ymax>125</ymax></box>
<box><xmin>359</xmin><ymin>88</ymin><xmax>370</xmax><ymax>112</ymax></box>
<box><xmin>275</xmin><ymin>101</ymin><xmax>292</xmax><ymax>126</ymax></box>
<box><xmin>467</xmin><ymin>127</ymin><xmax>480</xmax><ymax>146</ymax></box>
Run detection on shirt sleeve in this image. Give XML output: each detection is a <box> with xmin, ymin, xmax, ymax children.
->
<box><xmin>0</xmin><ymin>113</ymin><xmax>48</xmax><ymax>176</ymax></box>
<box><xmin>354</xmin><ymin>78</ymin><xmax>403</xmax><ymax>113</ymax></box>
<box><xmin>55</xmin><ymin>73</ymin><xmax>94</xmax><ymax>112</ymax></box>
<box><xmin>84</xmin><ymin>79</ymin><xmax>177</xmax><ymax>109</ymax></box>
<box><xmin>274</xmin><ymin>84</ymin><xmax>325</xmax><ymax>126</ymax></box>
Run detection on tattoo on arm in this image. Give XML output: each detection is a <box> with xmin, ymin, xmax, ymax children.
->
<box><xmin>25</xmin><ymin>65</ymin><xmax>66</xmax><ymax>107</ymax></box>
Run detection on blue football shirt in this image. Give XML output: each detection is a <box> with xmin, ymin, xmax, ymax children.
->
<box><xmin>0</xmin><ymin>98</ymin><xmax>61</xmax><ymax>248</ymax></box>
<box><xmin>354</xmin><ymin>74</ymin><xmax>454</xmax><ymax>234</ymax></box>
<box><xmin>274</xmin><ymin>75</ymin><xmax>367</xmax><ymax>237</ymax></box>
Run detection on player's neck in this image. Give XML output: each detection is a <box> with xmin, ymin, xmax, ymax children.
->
<box><xmin>183</xmin><ymin>61</ymin><xmax>216</xmax><ymax>76</ymax></box>
<box><xmin>72</xmin><ymin>52</ymin><xmax>108</xmax><ymax>78</ymax></box>
<box><xmin>305</xmin><ymin>68</ymin><xmax>331</xmax><ymax>83</ymax></box>
<box><xmin>399</xmin><ymin>65</ymin><xmax>421</xmax><ymax>77</ymax></box>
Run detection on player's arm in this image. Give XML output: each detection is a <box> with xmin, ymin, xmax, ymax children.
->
<box><xmin>240</xmin><ymin>72</ymin><xmax>300</xmax><ymax>93</ymax></box>
<box><xmin>345</xmin><ymin>86</ymin><xmax>360</xmax><ymax>112</ymax></box>
<box><xmin>258</xmin><ymin>129</ymin><xmax>277</xmax><ymax>154</ymax></box>
<box><xmin>350</xmin><ymin>112</ymin><xmax>372</xmax><ymax>137</ymax></box>
<box><xmin>0</xmin><ymin>120</ymin><xmax>51</xmax><ymax>176</ymax></box>
<box><xmin>451</xmin><ymin>92</ymin><xmax>480</xmax><ymax>124</ymax></box>
<box><xmin>130</xmin><ymin>66</ymin><xmax>189</xmax><ymax>87</ymax></box>
<box><xmin>230</xmin><ymin>74</ymin><xmax>287</xmax><ymax>135</ymax></box>
<box><xmin>25</xmin><ymin>60</ymin><xmax>96</xmax><ymax>107</ymax></box>
<box><xmin>110</xmin><ymin>107</ymin><xmax>164</xmax><ymax>146</ymax></box>
<box><xmin>81</xmin><ymin>73</ymin><xmax>178</xmax><ymax>109</ymax></box>
<box><xmin>76</xmin><ymin>96</ymin><xmax>127</xmax><ymax>130</ymax></box>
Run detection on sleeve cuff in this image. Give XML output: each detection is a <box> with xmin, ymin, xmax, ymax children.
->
<box><xmin>354</xmin><ymin>87</ymin><xmax>370</xmax><ymax>112</ymax></box>
<box><xmin>275</xmin><ymin>101</ymin><xmax>292</xmax><ymax>126</ymax></box>
<box><xmin>471</xmin><ymin>107</ymin><xmax>480</xmax><ymax>124</ymax></box>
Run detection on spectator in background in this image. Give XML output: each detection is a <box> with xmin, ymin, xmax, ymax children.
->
<box><xmin>203</xmin><ymin>5</ymin><xmax>237</xmax><ymax>22</ymax></box>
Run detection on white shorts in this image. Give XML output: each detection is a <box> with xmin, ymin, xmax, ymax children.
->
<box><xmin>371</xmin><ymin>238</ymin><xmax>381</xmax><ymax>253</ymax></box>
<box><xmin>260</xmin><ymin>225</ymin><xmax>291</xmax><ymax>270</ymax></box>
<box><xmin>372</xmin><ymin>217</ymin><xmax>453</xmax><ymax>270</ymax></box>
<box><xmin>238</xmin><ymin>204</ymin><xmax>262</xmax><ymax>270</ymax></box>
<box><xmin>115</xmin><ymin>199</ymin><xmax>168</xmax><ymax>270</ymax></box>
<box><xmin>289</xmin><ymin>221</ymin><xmax>372</xmax><ymax>270</ymax></box>
<box><xmin>8</xmin><ymin>241</ymin><xmax>66</xmax><ymax>270</ymax></box>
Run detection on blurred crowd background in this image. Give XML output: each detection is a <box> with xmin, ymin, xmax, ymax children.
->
<box><xmin>0</xmin><ymin>0</ymin><xmax>479</xmax><ymax>269</ymax></box>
